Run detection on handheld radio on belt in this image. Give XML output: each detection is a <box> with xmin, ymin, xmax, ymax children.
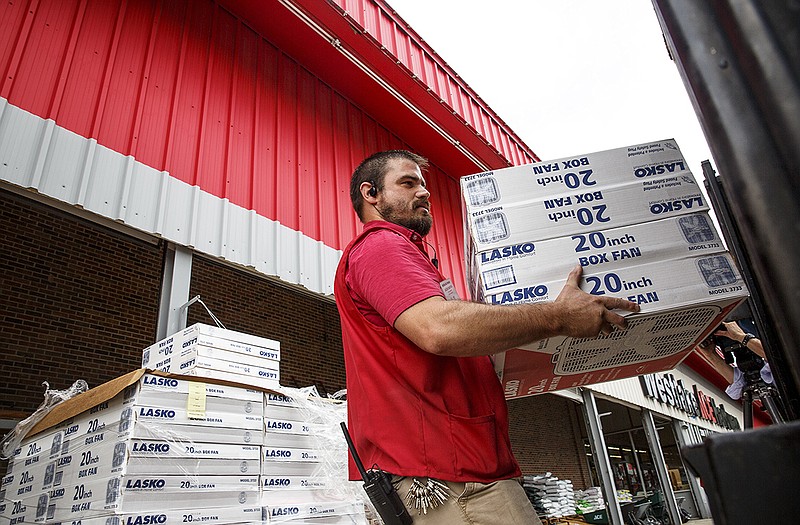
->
<box><xmin>340</xmin><ymin>422</ymin><xmax>412</xmax><ymax>525</ymax></box>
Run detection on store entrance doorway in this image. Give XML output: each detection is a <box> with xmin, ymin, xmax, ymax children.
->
<box><xmin>583</xmin><ymin>398</ymin><xmax>701</xmax><ymax>521</ymax></box>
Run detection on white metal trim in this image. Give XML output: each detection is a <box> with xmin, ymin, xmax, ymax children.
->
<box><xmin>0</xmin><ymin>97</ymin><xmax>341</xmax><ymax>296</ymax></box>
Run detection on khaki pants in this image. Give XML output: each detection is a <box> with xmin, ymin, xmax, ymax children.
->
<box><xmin>393</xmin><ymin>477</ymin><xmax>543</xmax><ymax>525</ymax></box>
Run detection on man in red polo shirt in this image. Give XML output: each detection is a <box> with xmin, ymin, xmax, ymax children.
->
<box><xmin>335</xmin><ymin>150</ymin><xmax>639</xmax><ymax>524</ymax></box>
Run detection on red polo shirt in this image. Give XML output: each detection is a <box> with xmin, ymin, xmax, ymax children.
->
<box><xmin>335</xmin><ymin>221</ymin><xmax>520</xmax><ymax>482</ymax></box>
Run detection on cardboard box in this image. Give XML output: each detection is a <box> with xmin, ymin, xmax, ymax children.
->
<box><xmin>131</xmin><ymin>421</ymin><xmax>261</xmax><ymax>446</ymax></box>
<box><xmin>262</xmin><ymin>514</ymin><xmax>368</xmax><ymax>525</ymax></box>
<box><xmin>2</xmin><ymin>413</ymin><xmax>112</xmax><ymax>473</ymax></box>
<box><xmin>140</xmin><ymin>321</ymin><xmax>282</xmax><ymax>379</ymax></box>
<box><xmin>101</xmin><ymin>474</ymin><xmax>260</xmax><ymax>511</ymax></box>
<box><xmin>264</xmin><ymin>404</ymin><xmax>307</xmax><ymax>422</ymax></box>
<box><xmin>262</xmin><ymin>447</ymin><xmax>321</xmax><ymax>463</ymax></box>
<box><xmin>495</xmin><ymin>295</ymin><xmax>744</xmax><ymax>399</ymax></box>
<box><xmin>266</xmin><ymin>391</ymin><xmax>304</xmax><ymax>408</ymax></box>
<box><xmin>264</xmin><ymin>501</ymin><xmax>364</xmax><ymax>523</ymax></box>
<box><xmin>126</xmin><ymin>439</ymin><xmax>261</xmax><ymax>461</ymax></box>
<box><xmin>5</xmin><ymin>392</ymin><xmax>142</xmax><ymax>477</ymax></box>
<box><xmin>6</xmin><ymin>432</ymin><xmax>126</xmax><ymax>494</ymax></box>
<box><xmin>131</xmin><ymin>384</ymin><xmax>263</xmax><ymax>411</ymax></box>
<box><xmin>481</xmin><ymin>253</ymin><xmax>747</xmax><ymax>310</ymax></box>
<box><xmin>8</xmin><ymin>374</ymin><xmax>265</xmax><ymax>486</ymax></box>
<box><xmin>488</xmin><ymin>252</ymin><xmax>748</xmax><ymax>398</ymax></box>
<box><xmin>459</xmin><ymin>140</ymin><xmax>751</xmax><ymax>399</ymax></box>
<box><xmin>6</xmin><ymin>371</ymin><xmax>271</xmax><ymax>479</ymax></box>
<box><xmin>261</xmin><ymin>475</ymin><xmax>340</xmax><ymax>491</ymax></box>
<box><xmin>10</xmin><ymin>433</ymin><xmax>263</xmax><ymax>493</ymax></box>
<box><xmin>21</xmin><ymin>475</ymin><xmax>261</xmax><ymax>521</ymax></box>
<box><xmin>2</xmin><ymin>371</ymin><xmax>357</xmax><ymax>525</ymax></box>
<box><xmin>262</xmin><ymin>393</ymin><xmax>322</xmax><ymax>447</ymax></box>
<box><xmin>143</xmin><ymin>323</ymin><xmax>280</xmax><ymax>362</ymax></box>
<box><xmin>57</xmin><ymin>505</ymin><xmax>264</xmax><ymax>525</ymax></box>
<box><xmin>259</xmin><ymin>460</ymin><xmax>328</xmax><ymax>477</ymax></box>
<box><xmin>132</xmin><ymin>393</ymin><xmax>263</xmax><ymax>431</ymax></box>
<box><xmin>668</xmin><ymin>468</ymin><xmax>683</xmax><ymax>488</ymax></box>
<box><xmin>173</xmin><ymin>364</ymin><xmax>280</xmax><ymax>391</ymax></box>
<box><xmin>1</xmin><ymin>437</ymin><xmax>70</xmax><ymax>496</ymax></box>
<box><xmin>464</xmin><ymin>172</ymin><xmax>707</xmax><ymax>252</ymax></box>
<box><xmin>3</xmin><ymin>474</ymin><xmax>268</xmax><ymax>524</ymax></box>
<box><xmin>136</xmin><ymin>373</ymin><xmax>263</xmax><ymax>402</ymax></box>
<box><xmin>3</xmin><ymin>403</ymin><xmax>140</xmax><ymax>497</ymax></box>
<box><xmin>471</xmin><ymin>212</ymin><xmax>724</xmax><ymax>298</ymax></box>
<box><xmin>461</xmin><ymin>139</ymin><xmax>690</xmax><ymax>209</ymax></box>
<box><xmin>144</xmin><ymin>344</ymin><xmax>280</xmax><ymax>374</ymax></box>
<box><xmin>263</xmin><ymin>431</ymin><xmax>316</xmax><ymax>449</ymax></box>
<box><xmin>23</xmin><ymin>371</ymin><xmax>157</xmax><ymax>438</ymax></box>
<box><xmin>0</xmin><ymin>495</ymin><xmax>29</xmax><ymax>525</ymax></box>
<box><xmin>168</xmin><ymin>354</ymin><xmax>279</xmax><ymax>380</ymax></box>
<box><xmin>261</xmin><ymin>488</ymin><xmax>357</xmax><ymax>506</ymax></box>
<box><xmin>122</xmin><ymin>456</ymin><xmax>261</xmax><ymax>477</ymax></box>
<box><xmin>264</xmin><ymin>416</ymin><xmax>312</xmax><ymax>436</ymax></box>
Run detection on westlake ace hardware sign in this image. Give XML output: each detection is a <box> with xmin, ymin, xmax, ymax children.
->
<box><xmin>639</xmin><ymin>372</ymin><xmax>740</xmax><ymax>430</ymax></box>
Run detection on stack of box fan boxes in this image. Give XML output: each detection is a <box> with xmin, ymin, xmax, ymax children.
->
<box><xmin>460</xmin><ymin>139</ymin><xmax>749</xmax><ymax>399</ymax></box>
<box><xmin>261</xmin><ymin>392</ymin><xmax>364</xmax><ymax>523</ymax></box>
<box><xmin>1</xmin><ymin>325</ymin><xmax>366</xmax><ymax>525</ymax></box>
<box><xmin>141</xmin><ymin>323</ymin><xmax>281</xmax><ymax>391</ymax></box>
<box><xmin>0</xmin><ymin>373</ymin><xmax>264</xmax><ymax>525</ymax></box>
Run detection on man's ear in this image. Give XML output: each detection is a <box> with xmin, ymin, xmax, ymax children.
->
<box><xmin>360</xmin><ymin>181</ymin><xmax>378</xmax><ymax>203</ymax></box>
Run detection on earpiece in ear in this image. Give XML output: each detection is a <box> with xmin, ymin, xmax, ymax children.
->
<box><xmin>367</xmin><ymin>180</ymin><xmax>378</xmax><ymax>198</ymax></box>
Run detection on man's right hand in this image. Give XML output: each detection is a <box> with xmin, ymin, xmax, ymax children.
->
<box><xmin>552</xmin><ymin>265</ymin><xmax>640</xmax><ymax>338</ymax></box>
<box><xmin>394</xmin><ymin>264</ymin><xmax>641</xmax><ymax>358</ymax></box>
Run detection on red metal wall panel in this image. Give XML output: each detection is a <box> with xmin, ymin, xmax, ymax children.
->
<box><xmin>0</xmin><ymin>0</ymin><xmax>28</xmax><ymax>85</ymax></box>
<box><xmin>276</xmin><ymin>58</ymin><xmax>299</xmax><ymax>232</ymax></box>
<box><xmin>251</xmin><ymin>41</ymin><xmax>279</xmax><ymax>218</ymax></box>
<box><xmin>168</xmin><ymin>0</ymin><xmax>212</xmax><ymax>186</ymax></box>
<box><xmin>196</xmin><ymin>6</ymin><xmax>236</xmax><ymax>197</ymax></box>
<box><xmin>135</xmin><ymin>0</ymin><xmax>186</xmax><ymax>171</ymax></box>
<box><xmin>297</xmin><ymin>67</ymin><xmax>319</xmax><ymax>238</ymax></box>
<box><xmin>225</xmin><ymin>19</ymin><xmax>259</xmax><ymax>206</ymax></box>
<box><xmin>0</xmin><ymin>0</ymin><xmax>473</xmax><ymax>293</ymax></box>
<box><xmin>4</xmin><ymin>0</ymin><xmax>74</xmax><ymax>113</ymax></box>
<box><xmin>98</xmin><ymin>0</ymin><xmax>155</xmax><ymax>154</ymax></box>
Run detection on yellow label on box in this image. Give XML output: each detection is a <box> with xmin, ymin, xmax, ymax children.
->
<box><xmin>187</xmin><ymin>381</ymin><xmax>207</xmax><ymax>419</ymax></box>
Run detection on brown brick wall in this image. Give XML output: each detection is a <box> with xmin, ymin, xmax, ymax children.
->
<box><xmin>187</xmin><ymin>255</ymin><xmax>347</xmax><ymax>397</ymax></box>
<box><xmin>0</xmin><ymin>191</ymin><xmax>164</xmax><ymax>413</ymax></box>
<box><xmin>508</xmin><ymin>394</ymin><xmax>592</xmax><ymax>488</ymax></box>
<box><xmin>0</xmin><ymin>191</ymin><xmax>164</xmax><ymax>475</ymax></box>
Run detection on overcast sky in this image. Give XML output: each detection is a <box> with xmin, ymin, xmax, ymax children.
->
<box><xmin>386</xmin><ymin>0</ymin><xmax>716</xmax><ymax>177</ymax></box>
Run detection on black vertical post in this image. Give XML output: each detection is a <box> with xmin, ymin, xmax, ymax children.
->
<box><xmin>651</xmin><ymin>0</ymin><xmax>800</xmax><ymax>419</ymax></box>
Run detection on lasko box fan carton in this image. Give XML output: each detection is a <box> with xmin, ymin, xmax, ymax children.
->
<box><xmin>489</xmin><ymin>243</ymin><xmax>748</xmax><ymax>398</ymax></box>
<box><xmin>473</xmin><ymin>212</ymin><xmax>724</xmax><ymax>301</ymax></box>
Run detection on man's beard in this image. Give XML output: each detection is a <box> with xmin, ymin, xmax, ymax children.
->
<box><xmin>377</xmin><ymin>201</ymin><xmax>433</xmax><ymax>237</ymax></box>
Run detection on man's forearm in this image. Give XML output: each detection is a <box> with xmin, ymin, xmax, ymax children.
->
<box><xmin>398</xmin><ymin>298</ymin><xmax>563</xmax><ymax>357</ymax></box>
<box><xmin>744</xmin><ymin>336</ymin><xmax>766</xmax><ymax>360</ymax></box>
<box><xmin>394</xmin><ymin>265</ymin><xmax>639</xmax><ymax>358</ymax></box>
<box><xmin>396</xmin><ymin>292</ymin><xmax>635</xmax><ymax>358</ymax></box>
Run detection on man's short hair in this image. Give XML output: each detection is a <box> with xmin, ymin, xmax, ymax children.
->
<box><xmin>350</xmin><ymin>150</ymin><xmax>429</xmax><ymax>221</ymax></box>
